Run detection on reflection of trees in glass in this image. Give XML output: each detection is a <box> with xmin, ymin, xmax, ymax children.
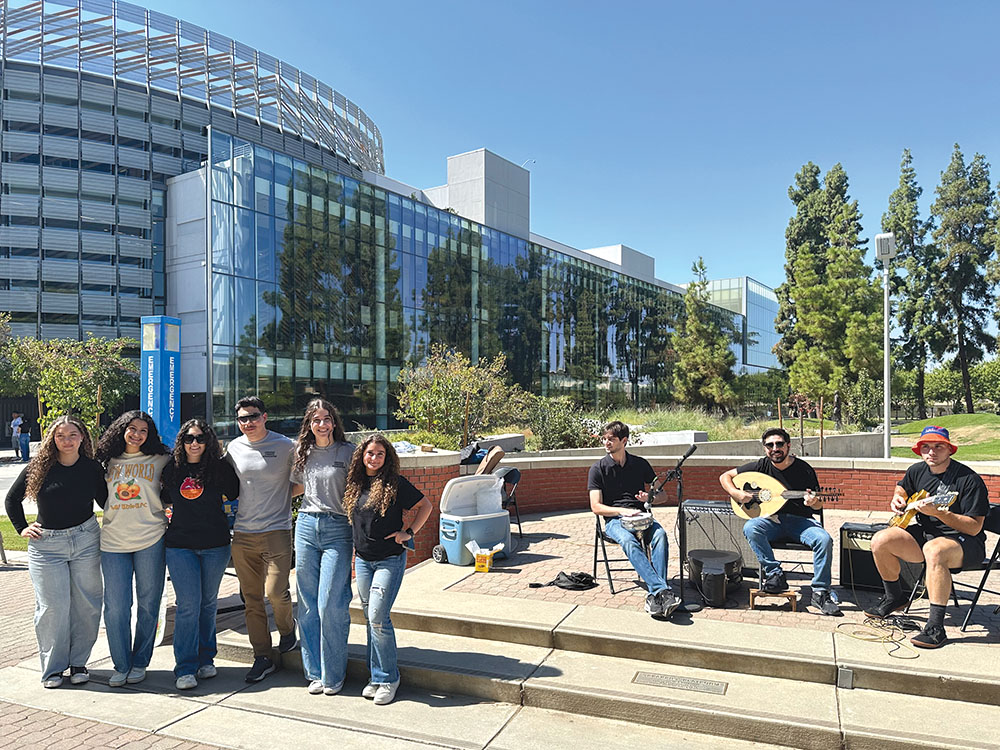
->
<box><xmin>422</xmin><ymin>226</ymin><xmax>474</xmax><ymax>357</ymax></box>
<box><xmin>478</xmin><ymin>245</ymin><xmax>545</xmax><ymax>392</ymax></box>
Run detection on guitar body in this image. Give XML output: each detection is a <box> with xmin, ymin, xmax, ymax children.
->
<box><xmin>730</xmin><ymin>472</ymin><xmax>793</xmax><ymax>520</ymax></box>
<box><xmin>888</xmin><ymin>490</ymin><xmax>958</xmax><ymax>528</ymax></box>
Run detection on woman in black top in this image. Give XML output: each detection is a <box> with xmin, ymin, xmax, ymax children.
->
<box><xmin>4</xmin><ymin>415</ymin><xmax>107</xmax><ymax>688</ymax></box>
<box><xmin>161</xmin><ymin>418</ymin><xmax>239</xmax><ymax>691</ymax></box>
<box><xmin>343</xmin><ymin>434</ymin><xmax>431</xmax><ymax>706</ymax></box>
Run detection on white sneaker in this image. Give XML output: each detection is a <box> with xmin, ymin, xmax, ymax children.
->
<box><xmin>323</xmin><ymin>679</ymin><xmax>345</xmax><ymax>696</ymax></box>
<box><xmin>175</xmin><ymin>674</ymin><xmax>198</xmax><ymax>690</ymax></box>
<box><xmin>109</xmin><ymin>671</ymin><xmax>128</xmax><ymax>687</ymax></box>
<box><xmin>126</xmin><ymin>666</ymin><xmax>146</xmax><ymax>684</ymax></box>
<box><xmin>196</xmin><ymin>664</ymin><xmax>217</xmax><ymax>680</ymax></box>
<box><xmin>308</xmin><ymin>679</ymin><xmax>324</xmax><ymax>695</ymax></box>
<box><xmin>362</xmin><ymin>682</ymin><xmax>378</xmax><ymax>699</ymax></box>
<box><xmin>42</xmin><ymin>674</ymin><xmax>64</xmax><ymax>689</ymax></box>
<box><xmin>373</xmin><ymin>680</ymin><xmax>400</xmax><ymax>705</ymax></box>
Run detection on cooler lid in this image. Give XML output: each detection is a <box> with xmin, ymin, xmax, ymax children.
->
<box><xmin>439</xmin><ymin>475</ymin><xmax>504</xmax><ymax>516</ymax></box>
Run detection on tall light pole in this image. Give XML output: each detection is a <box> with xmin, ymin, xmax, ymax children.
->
<box><xmin>875</xmin><ymin>233</ymin><xmax>898</xmax><ymax>459</ymax></box>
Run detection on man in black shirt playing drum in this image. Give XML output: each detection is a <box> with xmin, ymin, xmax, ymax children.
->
<box><xmin>719</xmin><ymin>428</ymin><xmax>842</xmax><ymax>616</ymax></box>
<box><xmin>588</xmin><ymin>421</ymin><xmax>680</xmax><ymax>619</ymax></box>
<box><xmin>865</xmin><ymin>425</ymin><xmax>989</xmax><ymax>648</ymax></box>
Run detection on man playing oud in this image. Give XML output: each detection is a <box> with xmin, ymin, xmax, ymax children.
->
<box><xmin>719</xmin><ymin>428</ymin><xmax>841</xmax><ymax>616</ymax></box>
<box><xmin>865</xmin><ymin>426</ymin><xmax>988</xmax><ymax>648</ymax></box>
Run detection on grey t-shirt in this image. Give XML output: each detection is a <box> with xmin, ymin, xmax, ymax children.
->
<box><xmin>226</xmin><ymin>430</ymin><xmax>295</xmax><ymax>533</ymax></box>
<box><xmin>290</xmin><ymin>440</ymin><xmax>355</xmax><ymax>515</ymax></box>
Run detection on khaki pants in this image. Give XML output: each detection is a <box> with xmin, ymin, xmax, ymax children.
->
<box><xmin>231</xmin><ymin>529</ymin><xmax>294</xmax><ymax>657</ymax></box>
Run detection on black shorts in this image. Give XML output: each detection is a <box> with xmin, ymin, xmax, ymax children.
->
<box><xmin>905</xmin><ymin>525</ymin><xmax>986</xmax><ymax>569</ymax></box>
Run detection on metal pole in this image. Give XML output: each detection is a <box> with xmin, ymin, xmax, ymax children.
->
<box><xmin>883</xmin><ymin>263</ymin><xmax>891</xmax><ymax>459</ymax></box>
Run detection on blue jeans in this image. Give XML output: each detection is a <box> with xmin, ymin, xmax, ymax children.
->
<box><xmin>295</xmin><ymin>512</ymin><xmax>353</xmax><ymax>687</ymax></box>
<box><xmin>165</xmin><ymin>544</ymin><xmax>231</xmax><ymax>678</ymax></box>
<box><xmin>19</xmin><ymin>433</ymin><xmax>30</xmax><ymax>461</ymax></box>
<box><xmin>101</xmin><ymin>536</ymin><xmax>166</xmax><ymax>674</ymax></box>
<box><xmin>743</xmin><ymin>514</ymin><xmax>833</xmax><ymax>590</ymax></box>
<box><xmin>28</xmin><ymin>516</ymin><xmax>103</xmax><ymax>681</ymax></box>
<box><xmin>603</xmin><ymin>517</ymin><xmax>670</xmax><ymax>595</ymax></box>
<box><xmin>355</xmin><ymin>552</ymin><xmax>407</xmax><ymax>684</ymax></box>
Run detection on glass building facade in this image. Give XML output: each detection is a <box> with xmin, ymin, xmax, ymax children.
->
<box><xmin>705</xmin><ymin>276</ymin><xmax>780</xmax><ymax>372</ymax></box>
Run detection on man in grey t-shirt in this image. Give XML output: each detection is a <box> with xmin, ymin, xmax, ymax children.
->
<box><xmin>226</xmin><ymin>396</ymin><xmax>302</xmax><ymax>683</ymax></box>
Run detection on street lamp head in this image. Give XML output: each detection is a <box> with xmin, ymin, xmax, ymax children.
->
<box><xmin>519</xmin><ymin>159</ymin><xmax>536</xmax><ymax>169</ymax></box>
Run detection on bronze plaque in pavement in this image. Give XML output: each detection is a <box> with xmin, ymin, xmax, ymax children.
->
<box><xmin>632</xmin><ymin>671</ymin><xmax>728</xmax><ymax>695</ymax></box>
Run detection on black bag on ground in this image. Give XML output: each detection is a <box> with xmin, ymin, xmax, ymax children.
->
<box><xmin>528</xmin><ymin>571</ymin><xmax>598</xmax><ymax>590</ymax></box>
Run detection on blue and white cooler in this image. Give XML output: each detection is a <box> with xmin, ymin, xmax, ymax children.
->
<box><xmin>432</xmin><ymin>474</ymin><xmax>512</xmax><ymax>566</ymax></box>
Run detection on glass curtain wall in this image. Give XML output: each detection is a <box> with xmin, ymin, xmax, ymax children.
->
<box><xmin>208</xmin><ymin>131</ymin><xmax>743</xmax><ymax>434</ymax></box>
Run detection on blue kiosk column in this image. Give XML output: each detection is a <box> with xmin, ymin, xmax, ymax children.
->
<box><xmin>141</xmin><ymin>315</ymin><xmax>181</xmax><ymax>450</ymax></box>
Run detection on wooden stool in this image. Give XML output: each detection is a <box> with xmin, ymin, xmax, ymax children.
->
<box><xmin>749</xmin><ymin>588</ymin><xmax>797</xmax><ymax>611</ymax></box>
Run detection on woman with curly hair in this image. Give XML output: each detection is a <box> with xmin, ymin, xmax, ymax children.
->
<box><xmin>162</xmin><ymin>419</ymin><xmax>239</xmax><ymax>690</ymax></box>
<box><xmin>290</xmin><ymin>399</ymin><xmax>356</xmax><ymax>696</ymax></box>
<box><xmin>4</xmin><ymin>415</ymin><xmax>107</xmax><ymax>688</ymax></box>
<box><xmin>343</xmin><ymin>434</ymin><xmax>431</xmax><ymax>705</ymax></box>
<box><xmin>95</xmin><ymin>410</ymin><xmax>171</xmax><ymax>687</ymax></box>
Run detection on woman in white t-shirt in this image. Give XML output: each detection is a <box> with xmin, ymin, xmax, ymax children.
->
<box><xmin>95</xmin><ymin>410</ymin><xmax>171</xmax><ymax>688</ymax></box>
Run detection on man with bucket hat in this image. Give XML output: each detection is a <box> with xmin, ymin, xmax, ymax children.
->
<box><xmin>865</xmin><ymin>425</ymin><xmax>989</xmax><ymax>648</ymax></box>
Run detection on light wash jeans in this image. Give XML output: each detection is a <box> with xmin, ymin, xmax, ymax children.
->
<box><xmin>295</xmin><ymin>512</ymin><xmax>353</xmax><ymax>688</ymax></box>
<box><xmin>165</xmin><ymin>544</ymin><xmax>231</xmax><ymax>678</ymax></box>
<box><xmin>355</xmin><ymin>551</ymin><xmax>407</xmax><ymax>684</ymax></box>
<box><xmin>101</xmin><ymin>536</ymin><xmax>166</xmax><ymax>674</ymax></box>
<box><xmin>743</xmin><ymin>513</ymin><xmax>833</xmax><ymax>590</ymax></box>
<box><xmin>19</xmin><ymin>432</ymin><xmax>30</xmax><ymax>461</ymax></box>
<box><xmin>603</xmin><ymin>517</ymin><xmax>670</xmax><ymax>595</ymax></box>
<box><xmin>28</xmin><ymin>516</ymin><xmax>103</xmax><ymax>681</ymax></box>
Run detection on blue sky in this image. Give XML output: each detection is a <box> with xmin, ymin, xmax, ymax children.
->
<box><xmin>147</xmin><ymin>0</ymin><xmax>1000</xmax><ymax>290</ymax></box>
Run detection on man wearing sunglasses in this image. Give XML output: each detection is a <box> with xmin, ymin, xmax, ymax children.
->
<box><xmin>226</xmin><ymin>396</ymin><xmax>303</xmax><ymax>682</ymax></box>
<box><xmin>864</xmin><ymin>425</ymin><xmax>988</xmax><ymax>648</ymax></box>
<box><xmin>719</xmin><ymin>428</ymin><xmax>840</xmax><ymax>616</ymax></box>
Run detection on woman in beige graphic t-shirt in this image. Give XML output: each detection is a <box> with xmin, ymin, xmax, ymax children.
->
<box><xmin>96</xmin><ymin>410</ymin><xmax>171</xmax><ymax>688</ymax></box>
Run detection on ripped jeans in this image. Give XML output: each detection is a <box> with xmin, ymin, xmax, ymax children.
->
<box><xmin>354</xmin><ymin>551</ymin><xmax>407</xmax><ymax>684</ymax></box>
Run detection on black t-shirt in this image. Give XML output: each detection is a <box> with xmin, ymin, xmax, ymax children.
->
<box><xmin>737</xmin><ymin>456</ymin><xmax>819</xmax><ymax>518</ymax></box>
<box><xmin>587</xmin><ymin>452</ymin><xmax>656</xmax><ymax>511</ymax></box>
<box><xmin>351</xmin><ymin>476</ymin><xmax>424</xmax><ymax>561</ymax></box>
<box><xmin>163</xmin><ymin>460</ymin><xmax>240</xmax><ymax>550</ymax></box>
<box><xmin>3</xmin><ymin>457</ymin><xmax>107</xmax><ymax>533</ymax></box>
<box><xmin>897</xmin><ymin>459</ymin><xmax>989</xmax><ymax>542</ymax></box>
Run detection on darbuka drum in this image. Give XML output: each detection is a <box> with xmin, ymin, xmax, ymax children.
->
<box><xmin>620</xmin><ymin>512</ymin><xmax>653</xmax><ymax>533</ymax></box>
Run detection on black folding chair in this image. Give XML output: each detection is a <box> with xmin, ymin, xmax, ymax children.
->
<box><xmin>495</xmin><ymin>466</ymin><xmax>522</xmax><ymax>538</ymax></box>
<box><xmin>592</xmin><ymin>515</ymin><xmax>651</xmax><ymax>595</ymax></box>
<box><xmin>960</xmin><ymin>504</ymin><xmax>1000</xmax><ymax>631</ymax></box>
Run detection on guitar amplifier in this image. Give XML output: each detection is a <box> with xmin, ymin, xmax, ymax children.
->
<box><xmin>681</xmin><ymin>499</ymin><xmax>757</xmax><ymax>574</ymax></box>
<box><xmin>839</xmin><ymin>522</ymin><xmax>923</xmax><ymax>592</ymax></box>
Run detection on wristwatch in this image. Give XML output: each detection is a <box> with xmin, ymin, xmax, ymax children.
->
<box><xmin>406</xmin><ymin>527</ymin><xmax>415</xmax><ymax>538</ymax></box>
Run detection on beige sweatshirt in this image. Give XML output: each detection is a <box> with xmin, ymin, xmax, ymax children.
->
<box><xmin>100</xmin><ymin>453</ymin><xmax>172</xmax><ymax>553</ymax></box>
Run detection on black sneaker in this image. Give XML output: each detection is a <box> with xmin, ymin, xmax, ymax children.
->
<box><xmin>761</xmin><ymin>570</ymin><xmax>788</xmax><ymax>594</ymax></box>
<box><xmin>278</xmin><ymin>621</ymin><xmax>298</xmax><ymax>653</ymax></box>
<box><xmin>659</xmin><ymin>590</ymin><xmax>681</xmax><ymax>619</ymax></box>
<box><xmin>863</xmin><ymin>592</ymin><xmax>909</xmax><ymax>619</ymax></box>
<box><xmin>810</xmin><ymin>589</ymin><xmax>843</xmax><ymax>616</ymax></box>
<box><xmin>910</xmin><ymin>624</ymin><xmax>947</xmax><ymax>649</ymax></box>
<box><xmin>245</xmin><ymin>656</ymin><xmax>276</xmax><ymax>683</ymax></box>
<box><xmin>644</xmin><ymin>593</ymin><xmax>664</xmax><ymax>616</ymax></box>
<box><xmin>69</xmin><ymin>666</ymin><xmax>90</xmax><ymax>685</ymax></box>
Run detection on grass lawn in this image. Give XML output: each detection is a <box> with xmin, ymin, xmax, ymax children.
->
<box><xmin>897</xmin><ymin>413</ymin><xmax>1000</xmax><ymax>434</ymax></box>
<box><xmin>1</xmin><ymin>514</ymin><xmax>34</xmax><ymax>552</ymax></box>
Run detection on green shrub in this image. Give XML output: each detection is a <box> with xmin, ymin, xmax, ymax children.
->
<box><xmin>532</xmin><ymin>396</ymin><xmax>600</xmax><ymax>450</ymax></box>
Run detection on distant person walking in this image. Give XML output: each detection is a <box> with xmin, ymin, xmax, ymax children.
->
<box><xmin>4</xmin><ymin>415</ymin><xmax>108</xmax><ymax>688</ymax></box>
<box><xmin>96</xmin><ymin>410</ymin><xmax>172</xmax><ymax>687</ymax></box>
<box><xmin>10</xmin><ymin>411</ymin><xmax>22</xmax><ymax>458</ymax></box>
<box><xmin>18</xmin><ymin>415</ymin><xmax>32</xmax><ymax>462</ymax></box>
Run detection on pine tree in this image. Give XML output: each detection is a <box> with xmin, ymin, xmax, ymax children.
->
<box><xmin>673</xmin><ymin>258</ymin><xmax>737</xmax><ymax>411</ymax></box>
<box><xmin>881</xmin><ymin>149</ymin><xmax>948</xmax><ymax>419</ymax></box>
<box><xmin>780</xmin><ymin>164</ymin><xmax>880</xmax><ymax>427</ymax></box>
<box><xmin>930</xmin><ymin>145</ymin><xmax>995</xmax><ymax>413</ymax></box>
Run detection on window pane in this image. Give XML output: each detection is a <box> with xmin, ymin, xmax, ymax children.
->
<box><xmin>212</xmin><ymin>273</ymin><xmax>234</xmax><ymax>346</ymax></box>
<box><xmin>233</xmin><ymin>207</ymin><xmax>255</xmax><ymax>278</ymax></box>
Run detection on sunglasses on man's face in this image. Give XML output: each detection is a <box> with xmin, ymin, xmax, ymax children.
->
<box><xmin>764</xmin><ymin>441</ymin><xmax>786</xmax><ymax>450</ymax></box>
<box><xmin>182</xmin><ymin>433</ymin><xmax>207</xmax><ymax>444</ymax></box>
<box><xmin>236</xmin><ymin>412</ymin><xmax>263</xmax><ymax>424</ymax></box>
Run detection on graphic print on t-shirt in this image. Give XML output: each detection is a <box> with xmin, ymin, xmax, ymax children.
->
<box><xmin>179</xmin><ymin>476</ymin><xmax>204</xmax><ymax>500</ymax></box>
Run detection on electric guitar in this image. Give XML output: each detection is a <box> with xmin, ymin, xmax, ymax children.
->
<box><xmin>730</xmin><ymin>471</ymin><xmax>842</xmax><ymax>520</ymax></box>
<box><xmin>887</xmin><ymin>489</ymin><xmax>959</xmax><ymax>528</ymax></box>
